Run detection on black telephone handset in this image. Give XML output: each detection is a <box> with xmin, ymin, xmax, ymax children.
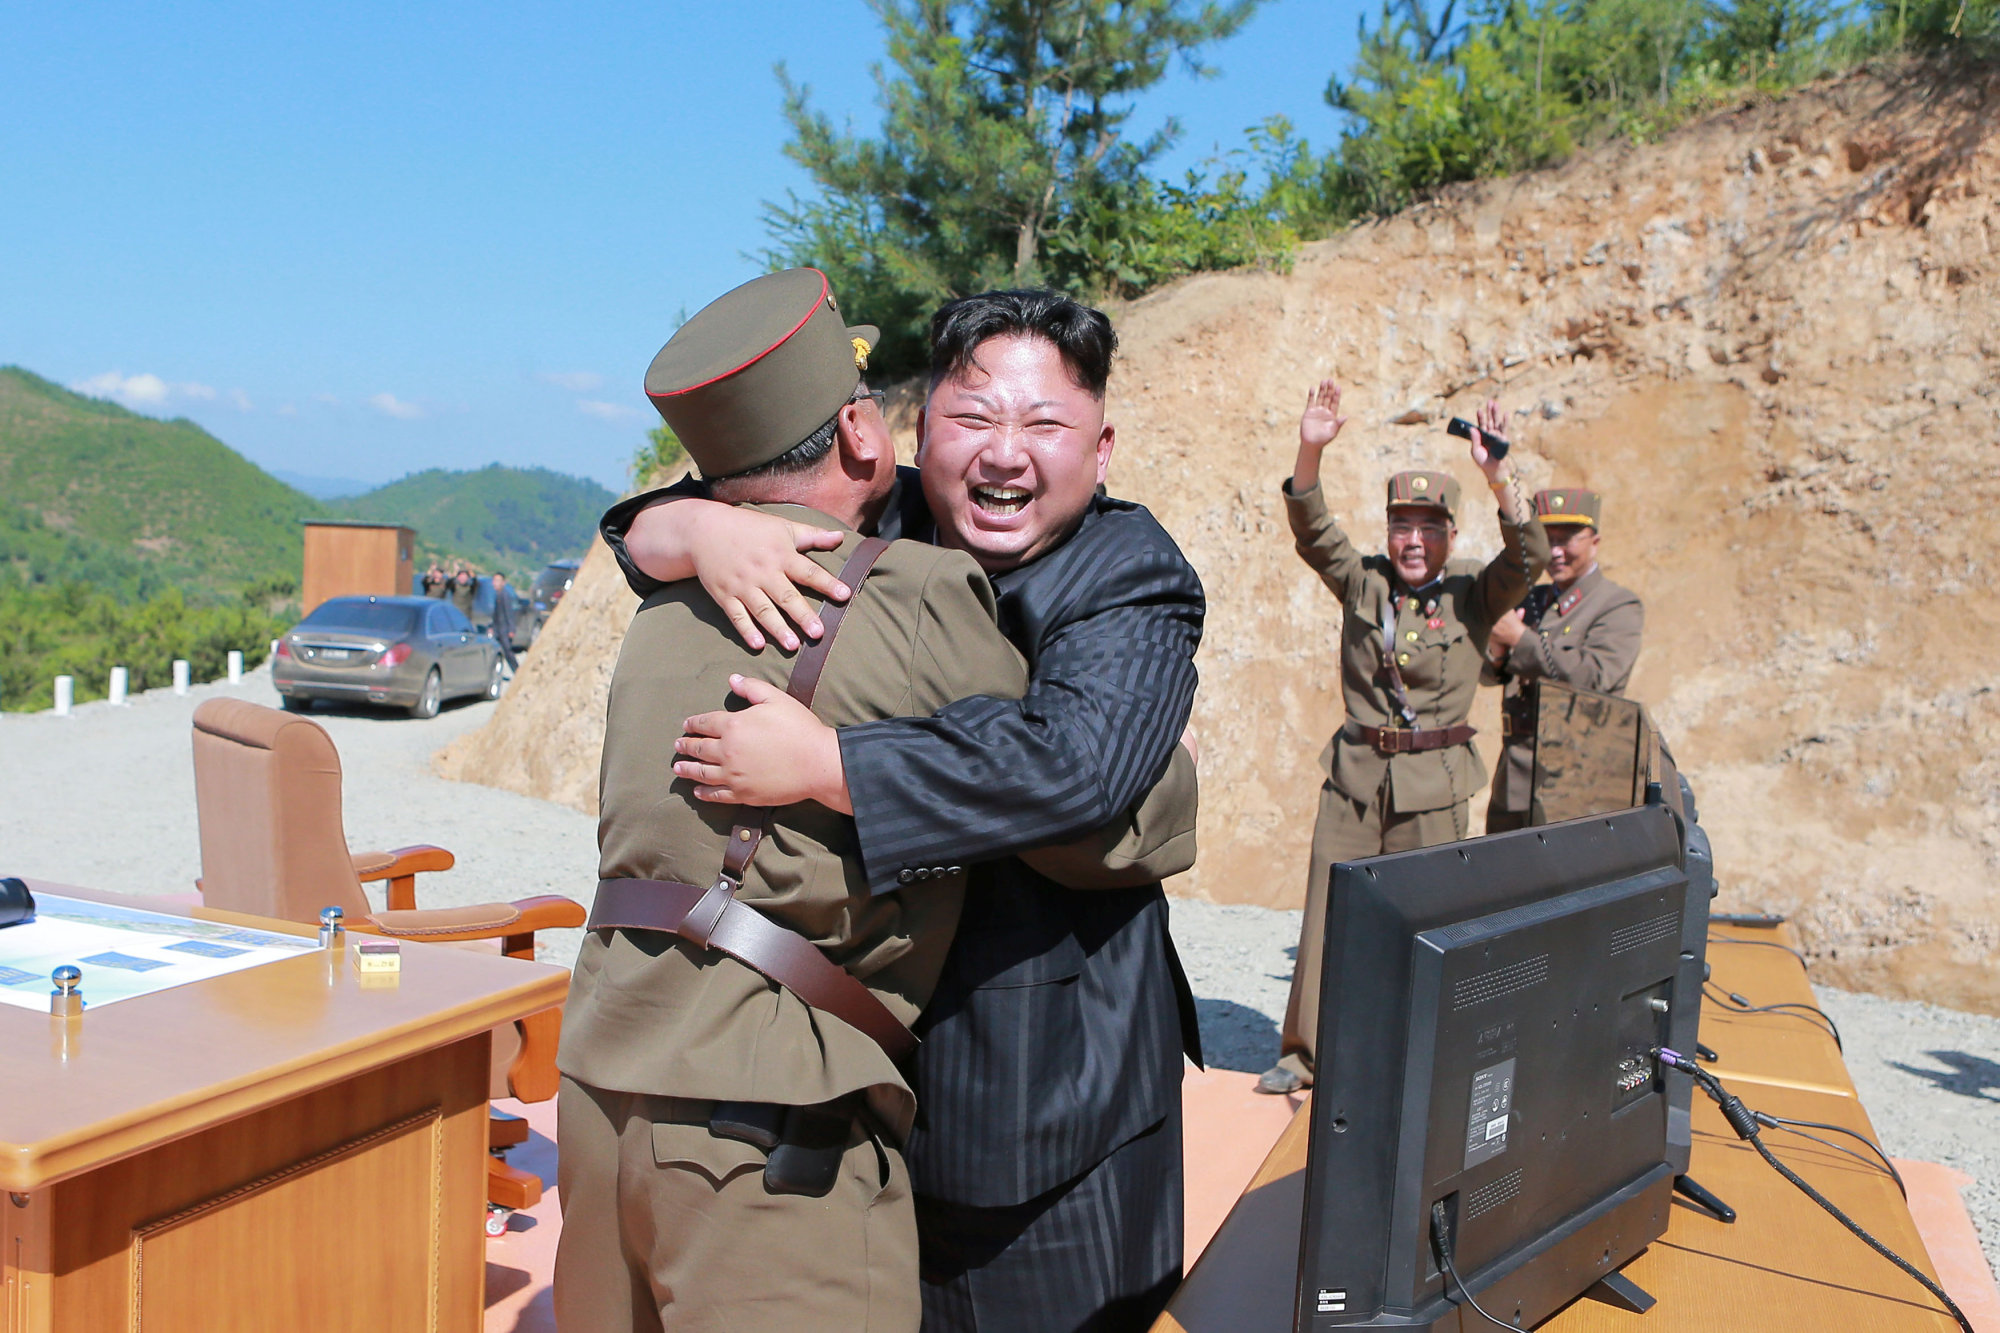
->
<box><xmin>0</xmin><ymin>877</ymin><xmax>36</xmax><ymax>928</ymax></box>
<box><xmin>1447</xmin><ymin>416</ymin><xmax>1511</xmax><ymax>460</ymax></box>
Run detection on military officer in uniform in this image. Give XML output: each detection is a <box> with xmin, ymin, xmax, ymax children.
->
<box><xmin>1258</xmin><ymin>381</ymin><xmax>1548</xmax><ymax>1096</ymax></box>
<box><xmin>555</xmin><ymin>270</ymin><xmax>1195</xmax><ymax>1331</ymax></box>
<box><xmin>1481</xmin><ymin>487</ymin><xmax>1645</xmax><ymax>832</ymax></box>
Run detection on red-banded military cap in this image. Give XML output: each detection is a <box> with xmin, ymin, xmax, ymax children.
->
<box><xmin>644</xmin><ymin>268</ymin><xmax>880</xmax><ymax>478</ymax></box>
<box><xmin>1533</xmin><ymin>487</ymin><xmax>1602</xmax><ymax>529</ymax></box>
<box><xmin>1385</xmin><ymin>470</ymin><xmax>1459</xmax><ymax>519</ymax></box>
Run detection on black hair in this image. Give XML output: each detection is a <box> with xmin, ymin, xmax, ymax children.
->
<box><xmin>928</xmin><ymin>290</ymin><xmax>1116</xmax><ymax>398</ymax></box>
<box><xmin>711</xmin><ymin>382</ymin><xmax>869</xmax><ymax>491</ymax></box>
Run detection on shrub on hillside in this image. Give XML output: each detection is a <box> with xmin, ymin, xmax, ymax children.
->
<box><xmin>0</xmin><ymin>583</ymin><xmax>287</xmax><ymax>712</ymax></box>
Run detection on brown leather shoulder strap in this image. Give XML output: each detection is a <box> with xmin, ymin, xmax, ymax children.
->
<box><xmin>786</xmin><ymin>536</ymin><xmax>890</xmax><ymax>708</ymax></box>
<box><xmin>720</xmin><ymin>535</ymin><xmax>890</xmax><ymax>881</ymax></box>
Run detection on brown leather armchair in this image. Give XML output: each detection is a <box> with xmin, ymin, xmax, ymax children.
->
<box><xmin>189</xmin><ymin>697</ymin><xmax>584</xmax><ymax>1226</ymax></box>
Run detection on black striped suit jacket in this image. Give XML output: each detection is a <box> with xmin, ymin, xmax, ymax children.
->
<box><xmin>841</xmin><ymin>496</ymin><xmax>1206</xmax><ymax>1207</ymax></box>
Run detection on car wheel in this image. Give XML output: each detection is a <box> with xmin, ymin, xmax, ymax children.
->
<box><xmin>280</xmin><ymin>693</ymin><xmax>311</xmax><ymax>714</ymax></box>
<box><xmin>485</xmin><ymin>657</ymin><xmax>504</xmax><ymax>701</ymax></box>
<box><xmin>408</xmin><ymin>669</ymin><xmax>442</xmax><ymax>720</ymax></box>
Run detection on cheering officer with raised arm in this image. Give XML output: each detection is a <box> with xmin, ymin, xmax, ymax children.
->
<box><xmin>1482</xmin><ymin>487</ymin><xmax>1645</xmax><ymax>832</ymax></box>
<box><xmin>1257</xmin><ymin>382</ymin><xmax>1548</xmax><ymax>1097</ymax></box>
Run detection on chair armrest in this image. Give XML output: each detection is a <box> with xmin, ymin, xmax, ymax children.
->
<box><xmin>353</xmin><ymin>844</ymin><xmax>456</xmax><ymax>911</ymax></box>
<box><xmin>357</xmin><ymin>895</ymin><xmax>586</xmax><ymax>959</ymax></box>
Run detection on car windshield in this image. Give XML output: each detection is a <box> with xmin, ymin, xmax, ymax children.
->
<box><xmin>300</xmin><ymin>601</ymin><xmax>420</xmax><ymax>635</ymax></box>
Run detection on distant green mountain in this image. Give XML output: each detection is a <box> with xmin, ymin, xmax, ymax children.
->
<box><xmin>0</xmin><ymin>367</ymin><xmax>319</xmax><ymax>598</ymax></box>
<box><xmin>329</xmin><ymin>464</ymin><xmax>614</xmax><ymax>577</ymax></box>
<box><xmin>0</xmin><ymin>365</ymin><xmax>611</xmax><ymax>710</ymax></box>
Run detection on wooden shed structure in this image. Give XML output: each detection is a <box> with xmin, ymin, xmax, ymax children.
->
<box><xmin>301</xmin><ymin>521</ymin><xmax>416</xmax><ymax>615</ymax></box>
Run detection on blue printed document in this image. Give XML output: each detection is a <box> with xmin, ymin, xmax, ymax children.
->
<box><xmin>0</xmin><ymin>895</ymin><xmax>315</xmax><ymax>1012</ymax></box>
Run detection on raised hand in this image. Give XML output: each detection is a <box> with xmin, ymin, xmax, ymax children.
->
<box><xmin>1299</xmin><ymin>379</ymin><xmax>1348</xmax><ymax>451</ymax></box>
<box><xmin>1467</xmin><ymin>397</ymin><xmax>1512</xmax><ymax>482</ymax></box>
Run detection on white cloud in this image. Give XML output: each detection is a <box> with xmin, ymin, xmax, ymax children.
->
<box><xmin>577</xmin><ymin>398</ymin><xmax>643</xmax><ymax>423</ymax></box>
<box><xmin>229</xmin><ymin>388</ymin><xmax>254</xmax><ymax>412</ymax></box>
<box><xmin>277</xmin><ymin>403</ymin><xmax>298</xmax><ymax>417</ymax></box>
<box><xmin>71</xmin><ymin>370</ymin><xmax>216</xmax><ymax>408</ymax></box>
<box><xmin>539</xmin><ymin>370</ymin><xmax>605</xmax><ymax>393</ymax></box>
<box><xmin>313</xmin><ymin>393</ymin><xmax>342</xmax><ymax>406</ymax></box>
<box><xmin>367</xmin><ymin>392</ymin><xmax>426</xmax><ymax>420</ymax></box>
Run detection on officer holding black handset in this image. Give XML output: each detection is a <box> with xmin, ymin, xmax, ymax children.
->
<box><xmin>1257</xmin><ymin>383</ymin><xmax>1549</xmax><ymax>1095</ymax></box>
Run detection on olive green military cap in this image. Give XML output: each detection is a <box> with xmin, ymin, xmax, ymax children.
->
<box><xmin>645</xmin><ymin>268</ymin><xmax>880</xmax><ymax>478</ymax></box>
<box><xmin>1534</xmin><ymin>487</ymin><xmax>1602</xmax><ymax>529</ymax></box>
<box><xmin>1385</xmin><ymin>470</ymin><xmax>1459</xmax><ymax>520</ymax></box>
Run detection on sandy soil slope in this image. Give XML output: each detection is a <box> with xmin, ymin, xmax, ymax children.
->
<box><xmin>439</xmin><ymin>65</ymin><xmax>2000</xmax><ymax>1013</ymax></box>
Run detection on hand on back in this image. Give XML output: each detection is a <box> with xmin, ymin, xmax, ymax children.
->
<box><xmin>681</xmin><ymin>501</ymin><xmax>852</xmax><ymax>652</ymax></box>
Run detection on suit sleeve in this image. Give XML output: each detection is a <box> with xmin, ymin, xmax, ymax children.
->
<box><xmin>1017</xmin><ymin>742</ymin><xmax>1198</xmax><ymax>889</ymax></box>
<box><xmin>598</xmin><ymin>475</ymin><xmax>709</xmax><ymax>598</ymax></box>
<box><xmin>840</xmin><ymin>540</ymin><xmax>1203</xmax><ymax>896</ymax></box>
<box><xmin>1282</xmin><ymin>478</ymin><xmax>1366</xmax><ymax>599</ymax></box>
<box><xmin>1508</xmin><ymin>590</ymin><xmax>1645</xmax><ymax>693</ymax></box>
<box><xmin>1465</xmin><ymin>512</ymin><xmax>1550</xmax><ymax>632</ymax></box>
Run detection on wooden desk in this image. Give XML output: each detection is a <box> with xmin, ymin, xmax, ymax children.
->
<box><xmin>0</xmin><ymin>882</ymin><xmax>568</xmax><ymax>1333</ymax></box>
<box><xmin>1156</xmin><ymin>925</ymin><xmax>1959</xmax><ymax>1332</ymax></box>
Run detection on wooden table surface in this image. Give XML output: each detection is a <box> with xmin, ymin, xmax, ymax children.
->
<box><xmin>0</xmin><ymin>880</ymin><xmax>569</xmax><ymax>1191</ymax></box>
<box><xmin>1155</xmin><ymin>923</ymin><xmax>1962</xmax><ymax>1331</ymax></box>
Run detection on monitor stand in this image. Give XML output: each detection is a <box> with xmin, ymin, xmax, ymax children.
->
<box><xmin>1583</xmin><ymin>1269</ymin><xmax>1657</xmax><ymax>1314</ymax></box>
<box><xmin>1673</xmin><ymin>1174</ymin><xmax>1738</xmax><ymax>1223</ymax></box>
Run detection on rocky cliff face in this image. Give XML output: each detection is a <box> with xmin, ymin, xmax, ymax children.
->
<box><xmin>439</xmin><ymin>66</ymin><xmax>2000</xmax><ymax>1013</ymax></box>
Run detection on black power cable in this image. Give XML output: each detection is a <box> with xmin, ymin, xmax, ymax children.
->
<box><xmin>1706</xmin><ymin>933</ymin><xmax>1810</xmax><ymax>967</ymax></box>
<box><xmin>1757</xmin><ymin>1113</ymin><xmax>1908</xmax><ymax>1198</ymax></box>
<box><xmin>1659</xmin><ymin>1049</ymin><xmax>1972</xmax><ymax>1333</ymax></box>
<box><xmin>1429</xmin><ymin>1201</ymin><xmax>1518</xmax><ymax>1329</ymax></box>
<box><xmin>1703</xmin><ymin>981</ymin><xmax>1844</xmax><ymax>1051</ymax></box>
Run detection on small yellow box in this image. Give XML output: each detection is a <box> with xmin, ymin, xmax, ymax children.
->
<box><xmin>354</xmin><ymin>939</ymin><xmax>402</xmax><ymax>974</ymax></box>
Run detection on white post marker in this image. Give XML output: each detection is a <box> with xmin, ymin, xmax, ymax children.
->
<box><xmin>227</xmin><ymin>650</ymin><xmax>244</xmax><ymax>685</ymax></box>
<box><xmin>173</xmin><ymin>660</ymin><xmax>190</xmax><ymax>695</ymax></box>
<box><xmin>108</xmin><ymin>666</ymin><xmax>128</xmax><ymax>707</ymax></box>
<box><xmin>53</xmin><ymin>676</ymin><xmax>73</xmax><ymax>716</ymax></box>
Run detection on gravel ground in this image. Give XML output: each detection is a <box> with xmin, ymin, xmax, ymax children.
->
<box><xmin>0</xmin><ymin>666</ymin><xmax>599</xmax><ymax>965</ymax></box>
<box><xmin>4</xmin><ymin>673</ymin><xmax>1993</xmax><ymax>1269</ymax></box>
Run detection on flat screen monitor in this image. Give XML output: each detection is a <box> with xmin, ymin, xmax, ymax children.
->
<box><xmin>1295</xmin><ymin>801</ymin><xmax>1711</xmax><ymax>1329</ymax></box>
<box><xmin>1529</xmin><ymin>681</ymin><xmax>1649</xmax><ymax>824</ymax></box>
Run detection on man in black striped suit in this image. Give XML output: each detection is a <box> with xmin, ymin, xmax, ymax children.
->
<box><xmin>611</xmin><ymin>290</ymin><xmax>1204</xmax><ymax>1332</ymax></box>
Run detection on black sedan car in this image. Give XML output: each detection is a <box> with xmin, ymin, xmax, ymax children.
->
<box><xmin>272</xmin><ymin>595</ymin><xmax>504</xmax><ymax>719</ymax></box>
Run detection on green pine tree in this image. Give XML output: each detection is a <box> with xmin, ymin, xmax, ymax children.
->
<box><xmin>766</xmin><ymin>0</ymin><xmax>1265</xmax><ymax>376</ymax></box>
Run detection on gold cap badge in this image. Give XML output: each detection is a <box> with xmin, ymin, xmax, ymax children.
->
<box><xmin>851</xmin><ymin>336</ymin><xmax>872</xmax><ymax>370</ymax></box>
<box><xmin>1412</xmin><ymin>476</ymin><xmax>1429</xmax><ymax>492</ymax></box>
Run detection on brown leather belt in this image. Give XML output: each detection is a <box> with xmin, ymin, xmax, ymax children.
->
<box><xmin>589</xmin><ymin>536</ymin><xmax>917</xmax><ymax>1064</ymax></box>
<box><xmin>1358</xmin><ymin>723</ymin><xmax>1477</xmax><ymax>755</ymax></box>
<box><xmin>587</xmin><ymin>877</ymin><xmax>916</xmax><ymax>1061</ymax></box>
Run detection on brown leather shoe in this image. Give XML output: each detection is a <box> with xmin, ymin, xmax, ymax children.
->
<box><xmin>1256</xmin><ymin>1065</ymin><xmax>1309</xmax><ymax>1095</ymax></box>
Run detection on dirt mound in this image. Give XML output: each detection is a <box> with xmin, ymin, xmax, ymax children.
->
<box><xmin>440</xmin><ymin>66</ymin><xmax>2000</xmax><ymax>1013</ymax></box>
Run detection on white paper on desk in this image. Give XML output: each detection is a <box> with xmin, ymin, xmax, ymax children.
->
<box><xmin>0</xmin><ymin>894</ymin><xmax>316</xmax><ymax>1012</ymax></box>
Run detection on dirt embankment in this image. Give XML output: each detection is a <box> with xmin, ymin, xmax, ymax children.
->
<box><xmin>440</xmin><ymin>66</ymin><xmax>2000</xmax><ymax>1013</ymax></box>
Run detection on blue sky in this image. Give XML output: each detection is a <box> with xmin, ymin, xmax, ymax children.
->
<box><xmin>1</xmin><ymin>1</ymin><xmax>1366</xmax><ymax>493</ymax></box>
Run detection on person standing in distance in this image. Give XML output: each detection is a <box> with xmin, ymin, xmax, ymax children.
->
<box><xmin>1257</xmin><ymin>381</ymin><xmax>1548</xmax><ymax>1096</ymax></box>
<box><xmin>487</xmin><ymin>571</ymin><xmax>521</xmax><ymax>674</ymax></box>
<box><xmin>1481</xmin><ymin>488</ymin><xmax>1645</xmax><ymax>832</ymax></box>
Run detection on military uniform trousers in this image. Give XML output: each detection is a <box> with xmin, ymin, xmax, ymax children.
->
<box><xmin>1483</xmin><ymin>755</ymin><xmax>1535</xmax><ymax>835</ymax></box>
<box><xmin>555</xmin><ymin>1076</ymin><xmax>919</xmax><ymax>1333</ymax></box>
<box><xmin>914</xmin><ymin>1100</ymin><xmax>1182</xmax><ymax>1333</ymax></box>
<box><xmin>1275</xmin><ymin>775</ymin><xmax>1468</xmax><ymax>1083</ymax></box>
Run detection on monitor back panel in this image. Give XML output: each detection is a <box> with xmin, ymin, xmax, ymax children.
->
<box><xmin>1298</xmin><ymin>807</ymin><xmax>1693</xmax><ymax>1330</ymax></box>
